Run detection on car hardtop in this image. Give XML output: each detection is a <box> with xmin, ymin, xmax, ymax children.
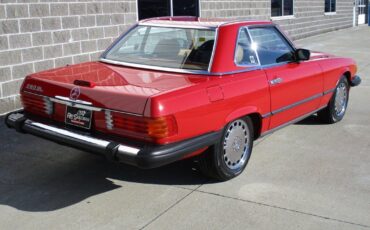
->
<box><xmin>100</xmin><ymin>17</ymin><xmax>281</xmax><ymax>75</ymax></box>
<box><xmin>139</xmin><ymin>16</ymin><xmax>273</xmax><ymax>29</ymax></box>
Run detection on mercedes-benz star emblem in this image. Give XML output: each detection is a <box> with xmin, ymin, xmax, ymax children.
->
<box><xmin>70</xmin><ymin>87</ymin><xmax>81</xmax><ymax>100</ymax></box>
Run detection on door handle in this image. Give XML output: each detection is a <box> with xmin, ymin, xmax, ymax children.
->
<box><xmin>270</xmin><ymin>77</ymin><xmax>283</xmax><ymax>85</ymax></box>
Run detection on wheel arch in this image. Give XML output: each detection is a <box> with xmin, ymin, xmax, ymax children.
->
<box><xmin>342</xmin><ymin>70</ymin><xmax>351</xmax><ymax>84</ymax></box>
<box><xmin>248</xmin><ymin>113</ymin><xmax>262</xmax><ymax>140</ymax></box>
<box><xmin>225</xmin><ymin>107</ymin><xmax>263</xmax><ymax>140</ymax></box>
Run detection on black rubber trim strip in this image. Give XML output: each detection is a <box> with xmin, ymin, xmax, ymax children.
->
<box><xmin>261</xmin><ymin>112</ymin><xmax>272</xmax><ymax>118</ymax></box>
<box><xmin>261</xmin><ymin>105</ymin><xmax>327</xmax><ymax>137</ymax></box>
<box><xmin>263</xmin><ymin>92</ymin><xmax>325</xmax><ymax>119</ymax></box>
<box><xmin>323</xmin><ymin>88</ymin><xmax>336</xmax><ymax>95</ymax></box>
<box><xmin>263</xmin><ymin>86</ymin><xmax>337</xmax><ymax>119</ymax></box>
<box><xmin>272</xmin><ymin>93</ymin><xmax>323</xmax><ymax>115</ymax></box>
<box><xmin>350</xmin><ymin>75</ymin><xmax>361</xmax><ymax>87</ymax></box>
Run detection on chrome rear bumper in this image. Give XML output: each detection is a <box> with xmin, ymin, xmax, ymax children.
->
<box><xmin>5</xmin><ymin>111</ymin><xmax>220</xmax><ymax>168</ymax></box>
<box><xmin>6</xmin><ymin>112</ymin><xmax>139</xmax><ymax>155</ymax></box>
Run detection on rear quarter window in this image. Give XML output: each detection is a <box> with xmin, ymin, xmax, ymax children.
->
<box><xmin>234</xmin><ymin>28</ymin><xmax>259</xmax><ymax>66</ymax></box>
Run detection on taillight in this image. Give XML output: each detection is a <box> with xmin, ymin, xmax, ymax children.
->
<box><xmin>147</xmin><ymin>116</ymin><xmax>177</xmax><ymax>139</ymax></box>
<box><xmin>21</xmin><ymin>92</ymin><xmax>53</xmax><ymax>116</ymax></box>
<box><xmin>106</xmin><ymin>111</ymin><xmax>177</xmax><ymax>143</ymax></box>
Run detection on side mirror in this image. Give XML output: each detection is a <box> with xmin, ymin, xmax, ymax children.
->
<box><xmin>295</xmin><ymin>48</ymin><xmax>310</xmax><ymax>62</ymax></box>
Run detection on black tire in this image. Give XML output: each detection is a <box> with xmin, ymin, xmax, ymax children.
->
<box><xmin>197</xmin><ymin>117</ymin><xmax>254</xmax><ymax>181</ymax></box>
<box><xmin>318</xmin><ymin>76</ymin><xmax>350</xmax><ymax>124</ymax></box>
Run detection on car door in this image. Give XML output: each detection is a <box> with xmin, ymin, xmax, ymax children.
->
<box><xmin>248</xmin><ymin>26</ymin><xmax>323</xmax><ymax>129</ymax></box>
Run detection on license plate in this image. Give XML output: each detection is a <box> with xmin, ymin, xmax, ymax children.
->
<box><xmin>65</xmin><ymin>106</ymin><xmax>92</xmax><ymax>129</ymax></box>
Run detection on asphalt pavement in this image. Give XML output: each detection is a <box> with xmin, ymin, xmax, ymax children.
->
<box><xmin>0</xmin><ymin>25</ymin><xmax>369</xmax><ymax>230</ymax></box>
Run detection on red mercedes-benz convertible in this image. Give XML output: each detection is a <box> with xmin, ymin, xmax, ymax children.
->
<box><xmin>5</xmin><ymin>17</ymin><xmax>361</xmax><ymax>180</ymax></box>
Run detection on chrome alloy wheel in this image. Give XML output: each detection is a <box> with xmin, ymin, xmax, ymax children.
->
<box><xmin>334</xmin><ymin>82</ymin><xmax>348</xmax><ymax>117</ymax></box>
<box><xmin>223</xmin><ymin>119</ymin><xmax>250</xmax><ymax>170</ymax></box>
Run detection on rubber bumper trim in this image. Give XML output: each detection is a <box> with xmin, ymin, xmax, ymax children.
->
<box><xmin>350</xmin><ymin>75</ymin><xmax>361</xmax><ymax>87</ymax></box>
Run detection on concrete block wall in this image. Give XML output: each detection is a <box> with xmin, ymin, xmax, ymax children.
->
<box><xmin>275</xmin><ymin>0</ymin><xmax>354</xmax><ymax>40</ymax></box>
<box><xmin>200</xmin><ymin>1</ymin><xmax>271</xmax><ymax>20</ymax></box>
<box><xmin>200</xmin><ymin>0</ymin><xmax>354</xmax><ymax>40</ymax></box>
<box><xmin>0</xmin><ymin>0</ymin><xmax>137</xmax><ymax>115</ymax></box>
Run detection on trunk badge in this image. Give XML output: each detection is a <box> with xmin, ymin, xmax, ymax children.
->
<box><xmin>25</xmin><ymin>84</ymin><xmax>43</xmax><ymax>92</ymax></box>
<box><xmin>70</xmin><ymin>87</ymin><xmax>81</xmax><ymax>100</ymax></box>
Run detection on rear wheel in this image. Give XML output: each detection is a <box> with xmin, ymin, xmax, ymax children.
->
<box><xmin>318</xmin><ymin>76</ymin><xmax>349</xmax><ymax>124</ymax></box>
<box><xmin>198</xmin><ymin>117</ymin><xmax>254</xmax><ymax>181</ymax></box>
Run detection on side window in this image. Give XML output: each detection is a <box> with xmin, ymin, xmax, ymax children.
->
<box><xmin>249</xmin><ymin>27</ymin><xmax>294</xmax><ymax>65</ymax></box>
<box><xmin>234</xmin><ymin>28</ymin><xmax>259</xmax><ymax>66</ymax></box>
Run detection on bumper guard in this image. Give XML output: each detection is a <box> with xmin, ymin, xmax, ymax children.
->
<box><xmin>350</xmin><ymin>75</ymin><xmax>361</xmax><ymax>87</ymax></box>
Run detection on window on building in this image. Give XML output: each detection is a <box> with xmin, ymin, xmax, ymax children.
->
<box><xmin>138</xmin><ymin>0</ymin><xmax>171</xmax><ymax>20</ymax></box>
<box><xmin>138</xmin><ymin>0</ymin><xmax>199</xmax><ymax>20</ymax></box>
<box><xmin>173</xmin><ymin>0</ymin><xmax>199</xmax><ymax>17</ymax></box>
<box><xmin>325</xmin><ymin>0</ymin><xmax>336</xmax><ymax>13</ymax></box>
<box><xmin>271</xmin><ymin>0</ymin><xmax>294</xmax><ymax>17</ymax></box>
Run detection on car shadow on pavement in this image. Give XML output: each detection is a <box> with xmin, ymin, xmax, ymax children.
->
<box><xmin>294</xmin><ymin>114</ymin><xmax>328</xmax><ymax>125</ymax></box>
<box><xmin>0</xmin><ymin>117</ymin><xmax>210</xmax><ymax>212</ymax></box>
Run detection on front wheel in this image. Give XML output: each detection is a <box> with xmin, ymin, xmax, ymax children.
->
<box><xmin>197</xmin><ymin>117</ymin><xmax>254</xmax><ymax>181</ymax></box>
<box><xmin>318</xmin><ymin>76</ymin><xmax>350</xmax><ymax>124</ymax></box>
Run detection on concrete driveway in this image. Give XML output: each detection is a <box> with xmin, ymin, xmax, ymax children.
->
<box><xmin>1</xmin><ymin>26</ymin><xmax>369</xmax><ymax>230</ymax></box>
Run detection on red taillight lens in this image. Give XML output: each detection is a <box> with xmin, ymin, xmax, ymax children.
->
<box><xmin>21</xmin><ymin>93</ymin><xmax>53</xmax><ymax>116</ymax></box>
<box><xmin>109</xmin><ymin>112</ymin><xmax>177</xmax><ymax>143</ymax></box>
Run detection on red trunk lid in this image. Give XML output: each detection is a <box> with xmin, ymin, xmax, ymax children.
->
<box><xmin>22</xmin><ymin>62</ymin><xmax>206</xmax><ymax>115</ymax></box>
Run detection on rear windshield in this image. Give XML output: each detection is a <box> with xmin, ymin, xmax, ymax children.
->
<box><xmin>103</xmin><ymin>25</ymin><xmax>216</xmax><ymax>71</ymax></box>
